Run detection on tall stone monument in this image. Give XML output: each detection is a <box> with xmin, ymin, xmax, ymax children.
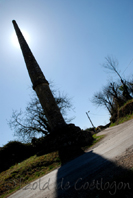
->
<box><xmin>12</xmin><ymin>20</ymin><xmax>93</xmax><ymax>163</ymax></box>
<box><xmin>12</xmin><ymin>20</ymin><xmax>66</xmax><ymax>132</ymax></box>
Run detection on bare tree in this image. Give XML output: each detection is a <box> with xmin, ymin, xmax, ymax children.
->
<box><xmin>126</xmin><ymin>78</ymin><xmax>133</xmax><ymax>97</ymax></box>
<box><xmin>103</xmin><ymin>56</ymin><xmax>122</xmax><ymax>80</ymax></box>
<box><xmin>103</xmin><ymin>56</ymin><xmax>132</xmax><ymax>100</ymax></box>
<box><xmin>104</xmin><ymin>82</ymin><xmax>125</xmax><ymax>107</ymax></box>
<box><xmin>8</xmin><ymin>91</ymin><xmax>73</xmax><ymax>142</ymax></box>
<box><xmin>91</xmin><ymin>82</ymin><xmax>126</xmax><ymax>116</ymax></box>
<box><xmin>91</xmin><ymin>90</ymin><xmax>113</xmax><ymax>115</ymax></box>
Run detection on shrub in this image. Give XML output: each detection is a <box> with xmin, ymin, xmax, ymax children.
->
<box><xmin>0</xmin><ymin>141</ymin><xmax>35</xmax><ymax>172</ymax></box>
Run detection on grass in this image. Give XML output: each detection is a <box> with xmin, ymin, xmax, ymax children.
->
<box><xmin>110</xmin><ymin>113</ymin><xmax>133</xmax><ymax>127</ymax></box>
<box><xmin>119</xmin><ymin>98</ymin><xmax>133</xmax><ymax>110</ymax></box>
<box><xmin>91</xmin><ymin>134</ymin><xmax>104</xmax><ymax>144</ymax></box>
<box><xmin>0</xmin><ymin>134</ymin><xmax>104</xmax><ymax>198</ymax></box>
<box><xmin>82</xmin><ymin>134</ymin><xmax>105</xmax><ymax>151</ymax></box>
<box><xmin>0</xmin><ymin>152</ymin><xmax>61</xmax><ymax>198</ymax></box>
<box><xmin>1</xmin><ymin>133</ymin><xmax>132</xmax><ymax>198</ymax></box>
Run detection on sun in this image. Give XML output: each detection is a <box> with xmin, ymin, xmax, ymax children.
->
<box><xmin>11</xmin><ymin>30</ymin><xmax>30</xmax><ymax>48</ymax></box>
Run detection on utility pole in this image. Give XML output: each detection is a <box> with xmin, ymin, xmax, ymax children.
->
<box><xmin>86</xmin><ymin>111</ymin><xmax>95</xmax><ymax>132</ymax></box>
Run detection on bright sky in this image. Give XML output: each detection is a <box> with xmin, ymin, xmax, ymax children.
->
<box><xmin>1</xmin><ymin>0</ymin><xmax>133</xmax><ymax>147</ymax></box>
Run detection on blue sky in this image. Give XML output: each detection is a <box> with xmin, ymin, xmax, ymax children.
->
<box><xmin>1</xmin><ymin>0</ymin><xmax>133</xmax><ymax>147</ymax></box>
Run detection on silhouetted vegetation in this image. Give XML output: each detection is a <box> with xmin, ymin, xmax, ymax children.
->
<box><xmin>92</xmin><ymin>56</ymin><xmax>133</xmax><ymax>123</ymax></box>
<box><xmin>0</xmin><ymin>134</ymin><xmax>105</xmax><ymax>198</ymax></box>
<box><xmin>0</xmin><ymin>141</ymin><xmax>34</xmax><ymax>173</ymax></box>
<box><xmin>8</xmin><ymin>87</ymin><xmax>73</xmax><ymax>143</ymax></box>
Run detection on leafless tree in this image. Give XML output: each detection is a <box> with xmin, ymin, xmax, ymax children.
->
<box><xmin>103</xmin><ymin>56</ymin><xmax>132</xmax><ymax>100</ymax></box>
<box><xmin>91</xmin><ymin>90</ymin><xmax>113</xmax><ymax>115</ymax></box>
<box><xmin>91</xmin><ymin>81</ymin><xmax>126</xmax><ymax>116</ymax></box>
<box><xmin>103</xmin><ymin>56</ymin><xmax>122</xmax><ymax>80</ymax></box>
<box><xmin>8</xmin><ymin>91</ymin><xmax>73</xmax><ymax>142</ymax></box>
<box><xmin>104</xmin><ymin>82</ymin><xmax>126</xmax><ymax>107</ymax></box>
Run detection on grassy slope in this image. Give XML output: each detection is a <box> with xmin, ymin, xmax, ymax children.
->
<box><xmin>0</xmin><ymin>134</ymin><xmax>104</xmax><ymax>198</ymax></box>
<box><xmin>110</xmin><ymin>112</ymin><xmax>133</xmax><ymax>127</ymax></box>
<box><xmin>110</xmin><ymin>99</ymin><xmax>133</xmax><ymax>127</ymax></box>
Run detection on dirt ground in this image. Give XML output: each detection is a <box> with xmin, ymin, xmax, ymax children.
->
<box><xmin>115</xmin><ymin>146</ymin><xmax>133</xmax><ymax>169</ymax></box>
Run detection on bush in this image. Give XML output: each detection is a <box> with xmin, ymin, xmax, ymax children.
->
<box><xmin>119</xmin><ymin>100</ymin><xmax>133</xmax><ymax>118</ymax></box>
<box><xmin>0</xmin><ymin>141</ymin><xmax>35</xmax><ymax>172</ymax></box>
<box><xmin>110</xmin><ymin>100</ymin><xmax>133</xmax><ymax>123</ymax></box>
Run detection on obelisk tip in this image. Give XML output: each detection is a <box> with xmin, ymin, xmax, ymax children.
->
<box><xmin>12</xmin><ymin>20</ymin><xmax>16</xmax><ymax>24</ymax></box>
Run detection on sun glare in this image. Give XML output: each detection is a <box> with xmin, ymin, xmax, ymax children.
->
<box><xmin>11</xmin><ymin>30</ymin><xmax>30</xmax><ymax>48</ymax></box>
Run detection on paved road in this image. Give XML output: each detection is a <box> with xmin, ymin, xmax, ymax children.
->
<box><xmin>9</xmin><ymin>120</ymin><xmax>133</xmax><ymax>198</ymax></box>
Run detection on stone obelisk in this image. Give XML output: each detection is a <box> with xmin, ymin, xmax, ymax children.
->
<box><xmin>12</xmin><ymin>20</ymin><xmax>66</xmax><ymax>131</ymax></box>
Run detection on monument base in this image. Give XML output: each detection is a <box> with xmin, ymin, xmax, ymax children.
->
<box><xmin>32</xmin><ymin>124</ymin><xmax>94</xmax><ymax>163</ymax></box>
<box><xmin>58</xmin><ymin>145</ymin><xmax>85</xmax><ymax>164</ymax></box>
